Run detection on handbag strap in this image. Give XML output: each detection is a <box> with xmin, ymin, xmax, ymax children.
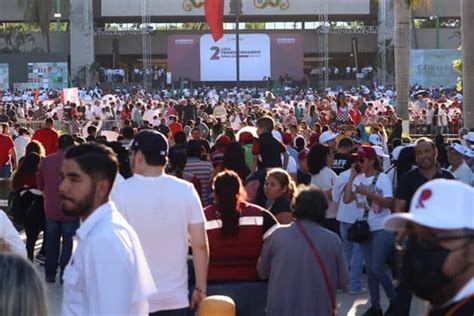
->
<box><xmin>296</xmin><ymin>221</ymin><xmax>336</xmax><ymax>315</ymax></box>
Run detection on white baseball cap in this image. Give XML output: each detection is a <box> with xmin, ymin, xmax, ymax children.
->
<box><xmin>368</xmin><ymin>133</ymin><xmax>383</xmax><ymax>146</ymax></box>
<box><xmin>319</xmin><ymin>131</ymin><xmax>337</xmax><ymax>145</ymax></box>
<box><xmin>463</xmin><ymin>132</ymin><xmax>474</xmax><ymax>143</ymax></box>
<box><xmin>373</xmin><ymin>145</ymin><xmax>389</xmax><ymax>158</ymax></box>
<box><xmin>446</xmin><ymin>143</ymin><xmax>471</xmax><ymax>157</ymax></box>
<box><xmin>384</xmin><ymin>179</ymin><xmax>474</xmax><ymax>231</ymax></box>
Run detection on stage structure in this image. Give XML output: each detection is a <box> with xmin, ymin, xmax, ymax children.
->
<box><xmin>318</xmin><ymin>0</ymin><xmax>329</xmax><ymax>90</ymax></box>
<box><xmin>141</xmin><ymin>0</ymin><xmax>152</xmax><ymax>90</ymax></box>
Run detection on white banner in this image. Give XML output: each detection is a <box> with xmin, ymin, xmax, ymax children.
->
<box><xmin>101</xmin><ymin>0</ymin><xmax>370</xmax><ymax>17</ymax></box>
<box><xmin>200</xmin><ymin>34</ymin><xmax>271</xmax><ymax>81</ymax></box>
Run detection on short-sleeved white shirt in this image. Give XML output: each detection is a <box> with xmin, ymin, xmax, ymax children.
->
<box><xmin>311</xmin><ymin>167</ymin><xmax>338</xmax><ymax>218</ymax></box>
<box><xmin>351</xmin><ymin>172</ymin><xmax>393</xmax><ymax>231</ymax></box>
<box><xmin>112</xmin><ymin>174</ymin><xmax>205</xmax><ymax>312</ymax></box>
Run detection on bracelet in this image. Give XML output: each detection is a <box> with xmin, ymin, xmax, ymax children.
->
<box><xmin>194</xmin><ymin>288</ymin><xmax>207</xmax><ymax>294</ymax></box>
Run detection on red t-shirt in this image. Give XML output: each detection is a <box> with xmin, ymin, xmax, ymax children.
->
<box><xmin>168</xmin><ymin>121</ymin><xmax>183</xmax><ymax>136</ymax></box>
<box><xmin>0</xmin><ymin>134</ymin><xmax>14</xmax><ymax>166</ymax></box>
<box><xmin>32</xmin><ymin>128</ymin><xmax>59</xmax><ymax>155</ymax></box>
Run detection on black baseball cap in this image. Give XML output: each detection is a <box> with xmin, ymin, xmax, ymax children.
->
<box><xmin>130</xmin><ymin>130</ymin><xmax>169</xmax><ymax>158</ymax></box>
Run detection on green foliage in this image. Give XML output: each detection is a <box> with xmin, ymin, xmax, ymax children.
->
<box><xmin>453</xmin><ymin>56</ymin><xmax>462</xmax><ymax>91</ymax></box>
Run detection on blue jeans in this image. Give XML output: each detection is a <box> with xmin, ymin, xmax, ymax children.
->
<box><xmin>339</xmin><ymin>221</ymin><xmax>364</xmax><ymax>292</ymax></box>
<box><xmin>206</xmin><ymin>282</ymin><xmax>267</xmax><ymax>316</ymax></box>
<box><xmin>359</xmin><ymin>230</ymin><xmax>396</xmax><ymax>309</ymax></box>
<box><xmin>0</xmin><ymin>164</ymin><xmax>12</xmax><ymax>178</ymax></box>
<box><xmin>45</xmin><ymin>219</ymin><xmax>80</xmax><ymax>279</ymax></box>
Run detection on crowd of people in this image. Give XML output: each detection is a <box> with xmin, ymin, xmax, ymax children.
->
<box><xmin>0</xmin><ymin>84</ymin><xmax>473</xmax><ymax>316</ymax></box>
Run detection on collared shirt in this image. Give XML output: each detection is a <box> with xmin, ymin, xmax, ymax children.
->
<box><xmin>396</xmin><ymin>167</ymin><xmax>455</xmax><ymax>213</ymax></box>
<box><xmin>61</xmin><ymin>202</ymin><xmax>156</xmax><ymax>316</ymax></box>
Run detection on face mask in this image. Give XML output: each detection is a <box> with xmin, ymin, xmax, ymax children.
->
<box><xmin>401</xmin><ymin>236</ymin><xmax>451</xmax><ymax>300</ymax></box>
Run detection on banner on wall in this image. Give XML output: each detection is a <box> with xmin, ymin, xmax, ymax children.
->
<box><xmin>0</xmin><ymin>64</ymin><xmax>9</xmax><ymax>90</ymax></box>
<box><xmin>410</xmin><ymin>49</ymin><xmax>461</xmax><ymax>88</ymax></box>
<box><xmin>28</xmin><ymin>62</ymin><xmax>68</xmax><ymax>89</ymax></box>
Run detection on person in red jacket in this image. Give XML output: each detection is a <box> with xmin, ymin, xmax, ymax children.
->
<box><xmin>32</xmin><ymin>118</ymin><xmax>59</xmax><ymax>156</ymax></box>
<box><xmin>204</xmin><ymin>170</ymin><xmax>278</xmax><ymax>316</ymax></box>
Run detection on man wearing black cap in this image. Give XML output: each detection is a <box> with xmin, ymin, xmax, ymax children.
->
<box><xmin>112</xmin><ymin>130</ymin><xmax>209</xmax><ymax>315</ymax></box>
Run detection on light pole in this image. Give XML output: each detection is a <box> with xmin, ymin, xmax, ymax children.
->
<box><xmin>54</xmin><ymin>0</ymin><xmax>61</xmax><ymax>52</ymax></box>
<box><xmin>230</xmin><ymin>0</ymin><xmax>242</xmax><ymax>88</ymax></box>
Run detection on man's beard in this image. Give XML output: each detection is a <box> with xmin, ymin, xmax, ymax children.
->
<box><xmin>61</xmin><ymin>187</ymin><xmax>96</xmax><ymax>217</ymax></box>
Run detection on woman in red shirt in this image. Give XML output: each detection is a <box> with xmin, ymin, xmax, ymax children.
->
<box><xmin>204</xmin><ymin>170</ymin><xmax>278</xmax><ymax>316</ymax></box>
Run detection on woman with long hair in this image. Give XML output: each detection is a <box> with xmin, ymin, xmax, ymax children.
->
<box><xmin>204</xmin><ymin>171</ymin><xmax>278</xmax><ymax>316</ymax></box>
<box><xmin>0</xmin><ymin>253</ymin><xmax>49</xmax><ymax>316</ymax></box>
<box><xmin>307</xmin><ymin>143</ymin><xmax>339</xmax><ymax>233</ymax></box>
<box><xmin>223</xmin><ymin>142</ymin><xmax>250</xmax><ymax>182</ymax></box>
<box><xmin>343</xmin><ymin>145</ymin><xmax>395</xmax><ymax>315</ymax></box>
<box><xmin>11</xmin><ymin>152</ymin><xmax>45</xmax><ymax>261</ymax></box>
<box><xmin>332</xmin><ymin>92</ymin><xmax>351</xmax><ymax>133</ymax></box>
<box><xmin>264</xmin><ymin>168</ymin><xmax>296</xmax><ymax>224</ymax></box>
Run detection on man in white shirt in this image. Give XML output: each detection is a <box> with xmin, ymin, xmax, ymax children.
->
<box><xmin>446</xmin><ymin>143</ymin><xmax>473</xmax><ymax>186</ymax></box>
<box><xmin>59</xmin><ymin>143</ymin><xmax>156</xmax><ymax>315</ymax></box>
<box><xmin>14</xmin><ymin>127</ymin><xmax>30</xmax><ymax>163</ymax></box>
<box><xmin>113</xmin><ymin>130</ymin><xmax>209</xmax><ymax>315</ymax></box>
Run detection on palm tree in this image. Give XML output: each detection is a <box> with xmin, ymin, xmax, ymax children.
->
<box><xmin>17</xmin><ymin>0</ymin><xmax>69</xmax><ymax>53</ymax></box>
<box><xmin>394</xmin><ymin>0</ymin><xmax>431</xmax><ymax>132</ymax></box>
<box><xmin>461</xmin><ymin>0</ymin><xmax>474</xmax><ymax>128</ymax></box>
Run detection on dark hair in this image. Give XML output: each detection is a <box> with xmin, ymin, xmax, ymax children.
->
<box><xmin>396</xmin><ymin>146</ymin><xmax>416</xmax><ymax>183</ymax></box>
<box><xmin>294</xmin><ymin>136</ymin><xmax>306</xmax><ymax>152</ymax></box>
<box><xmin>65</xmin><ymin>143</ymin><xmax>118</xmax><ymax>195</ymax></box>
<box><xmin>121</xmin><ymin>126</ymin><xmax>134</xmax><ymax>139</ymax></box>
<box><xmin>25</xmin><ymin>141</ymin><xmax>45</xmax><ymax>158</ymax></box>
<box><xmin>168</xmin><ymin>147</ymin><xmax>187</xmax><ymax>178</ymax></box>
<box><xmin>336</xmin><ymin>92</ymin><xmax>346</xmax><ymax>109</ymax></box>
<box><xmin>11</xmin><ymin>153</ymin><xmax>41</xmax><ymax>191</ymax></box>
<box><xmin>174</xmin><ymin>131</ymin><xmax>187</xmax><ymax>145</ymax></box>
<box><xmin>338</xmin><ymin>137</ymin><xmax>354</xmax><ymax>149</ymax></box>
<box><xmin>292</xmin><ymin>185</ymin><xmax>328</xmax><ymax>224</ymax></box>
<box><xmin>256</xmin><ymin>116</ymin><xmax>274</xmax><ymax>133</ymax></box>
<box><xmin>87</xmin><ymin>125</ymin><xmax>97</xmax><ymax>135</ymax></box>
<box><xmin>213</xmin><ymin>171</ymin><xmax>244</xmax><ymax>237</ymax></box>
<box><xmin>107</xmin><ymin>141</ymin><xmax>133</xmax><ymax>179</ymax></box>
<box><xmin>223</xmin><ymin>142</ymin><xmax>250</xmax><ymax>181</ymax></box>
<box><xmin>58</xmin><ymin>134</ymin><xmax>75</xmax><ymax>151</ymax></box>
<box><xmin>307</xmin><ymin>143</ymin><xmax>331</xmax><ymax>175</ymax></box>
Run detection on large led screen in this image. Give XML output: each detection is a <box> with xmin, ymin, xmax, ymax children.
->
<box><xmin>168</xmin><ymin>33</ymin><xmax>303</xmax><ymax>82</ymax></box>
<box><xmin>200</xmin><ymin>34</ymin><xmax>271</xmax><ymax>81</ymax></box>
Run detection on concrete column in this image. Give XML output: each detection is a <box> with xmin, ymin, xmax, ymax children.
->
<box><xmin>69</xmin><ymin>0</ymin><xmax>94</xmax><ymax>87</ymax></box>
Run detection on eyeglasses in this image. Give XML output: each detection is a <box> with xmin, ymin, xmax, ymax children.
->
<box><xmin>358</xmin><ymin>158</ymin><xmax>366</xmax><ymax>164</ymax></box>
<box><xmin>395</xmin><ymin>231</ymin><xmax>474</xmax><ymax>252</ymax></box>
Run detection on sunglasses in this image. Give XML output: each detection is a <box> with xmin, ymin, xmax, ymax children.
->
<box><xmin>357</xmin><ymin>158</ymin><xmax>366</xmax><ymax>164</ymax></box>
<box><xmin>395</xmin><ymin>231</ymin><xmax>474</xmax><ymax>252</ymax></box>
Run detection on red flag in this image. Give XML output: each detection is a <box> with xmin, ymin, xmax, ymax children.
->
<box><xmin>204</xmin><ymin>0</ymin><xmax>224</xmax><ymax>42</ymax></box>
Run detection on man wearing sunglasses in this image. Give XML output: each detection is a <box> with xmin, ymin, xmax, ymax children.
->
<box><xmin>384</xmin><ymin>179</ymin><xmax>474</xmax><ymax>315</ymax></box>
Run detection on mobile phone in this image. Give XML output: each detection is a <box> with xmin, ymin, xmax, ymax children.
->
<box><xmin>354</xmin><ymin>163</ymin><xmax>361</xmax><ymax>173</ymax></box>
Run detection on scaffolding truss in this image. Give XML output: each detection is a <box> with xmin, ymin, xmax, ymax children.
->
<box><xmin>141</xmin><ymin>0</ymin><xmax>152</xmax><ymax>90</ymax></box>
<box><xmin>380</xmin><ymin>0</ymin><xmax>388</xmax><ymax>88</ymax></box>
<box><xmin>318</xmin><ymin>0</ymin><xmax>329</xmax><ymax>91</ymax></box>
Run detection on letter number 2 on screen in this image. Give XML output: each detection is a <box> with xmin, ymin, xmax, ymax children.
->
<box><xmin>210</xmin><ymin>46</ymin><xmax>220</xmax><ymax>60</ymax></box>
